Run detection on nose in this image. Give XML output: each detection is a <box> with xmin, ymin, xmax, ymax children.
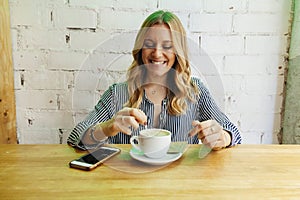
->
<box><xmin>152</xmin><ymin>46</ymin><xmax>163</xmax><ymax>57</ymax></box>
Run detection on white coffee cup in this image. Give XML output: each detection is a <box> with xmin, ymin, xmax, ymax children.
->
<box><xmin>130</xmin><ymin>129</ymin><xmax>171</xmax><ymax>159</ymax></box>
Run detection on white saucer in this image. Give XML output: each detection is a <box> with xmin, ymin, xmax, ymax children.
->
<box><xmin>129</xmin><ymin>149</ymin><xmax>182</xmax><ymax>166</ymax></box>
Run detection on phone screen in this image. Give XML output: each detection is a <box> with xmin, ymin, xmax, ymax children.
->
<box><xmin>78</xmin><ymin>147</ymin><xmax>119</xmax><ymax>164</ymax></box>
<box><xmin>69</xmin><ymin>146</ymin><xmax>121</xmax><ymax>170</ymax></box>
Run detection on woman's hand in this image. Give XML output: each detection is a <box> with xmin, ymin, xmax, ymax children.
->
<box><xmin>83</xmin><ymin>108</ymin><xmax>147</xmax><ymax>145</ymax></box>
<box><xmin>188</xmin><ymin>120</ymin><xmax>231</xmax><ymax>150</ymax></box>
<box><xmin>105</xmin><ymin>107</ymin><xmax>147</xmax><ymax>136</ymax></box>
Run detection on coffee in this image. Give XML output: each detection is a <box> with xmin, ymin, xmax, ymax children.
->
<box><xmin>140</xmin><ymin>129</ymin><xmax>169</xmax><ymax>137</ymax></box>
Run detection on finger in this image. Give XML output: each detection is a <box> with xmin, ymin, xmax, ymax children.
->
<box><xmin>122</xmin><ymin>108</ymin><xmax>147</xmax><ymax>125</ymax></box>
<box><xmin>124</xmin><ymin>116</ymin><xmax>140</xmax><ymax>129</ymax></box>
<box><xmin>114</xmin><ymin>119</ymin><xmax>132</xmax><ymax>135</ymax></box>
<box><xmin>199</xmin><ymin>120</ymin><xmax>222</xmax><ymax>137</ymax></box>
<box><xmin>201</xmin><ymin>132</ymin><xmax>222</xmax><ymax>147</ymax></box>
<box><xmin>212</xmin><ymin>140</ymin><xmax>226</xmax><ymax>150</ymax></box>
<box><xmin>188</xmin><ymin>126</ymin><xmax>199</xmax><ymax>137</ymax></box>
<box><xmin>118</xmin><ymin>125</ymin><xmax>132</xmax><ymax>135</ymax></box>
<box><xmin>113</xmin><ymin>116</ymin><xmax>131</xmax><ymax>134</ymax></box>
<box><xmin>202</xmin><ymin>139</ymin><xmax>221</xmax><ymax>149</ymax></box>
<box><xmin>131</xmin><ymin>109</ymin><xmax>147</xmax><ymax>125</ymax></box>
<box><xmin>188</xmin><ymin>121</ymin><xmax>202</xmax><ymax>137</ymax></box>
<box><xmin>191</xmin><ymin>120</ymin><xmax>201</xmax><ymax>127</ymax></box>
<box><xmin>196</xmin><ymin>120</ymin><xmax>214</xmax><ymax>130</ymax></box>
<box><xmin>117</xmin><ymin>107</ymin><xmax>130</xmax><ymax>116</ymax></box>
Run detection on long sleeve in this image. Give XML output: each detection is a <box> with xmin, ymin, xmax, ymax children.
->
<box><xmin>68</xmin><ymin>78</ymin><xmax>241</xmax><ymax>149</ymax></box>
<box><xmin>193</xmin><ymin>77</ymin><xmax>242</xmax><ymax>146</ymax></box>
<box><xmin>67</xmin><ymin>83</ymin><xmax>128</xmax><ymax>149</ymax></box>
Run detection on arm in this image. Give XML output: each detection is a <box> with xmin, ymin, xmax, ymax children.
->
<box><xmin>67</xmin><ymin>84</ymin><xmax>147</xmax><ymax>150</ymax></box>
<box><xmin>189</xmin><ymin>78</ymin><xmax>242</xmax><ymax>149</ymax></box>
<box><xmin>67</xmin><ymin>85</ymin><xmax>117</xmax><ymax>150</ymax></box>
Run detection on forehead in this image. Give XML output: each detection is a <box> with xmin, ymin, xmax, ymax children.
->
<box><xmin>144</xmin><ymin>24</ymin><xmax>172</xmax><ymax>41</ymax></box>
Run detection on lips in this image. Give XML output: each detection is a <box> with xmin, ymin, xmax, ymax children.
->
<box><xmin>150</xmin><ymin>60</ymin><xmax>167</xmax><ymax>65</ymax></box>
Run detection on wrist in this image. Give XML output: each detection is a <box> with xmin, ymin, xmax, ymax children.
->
<box><xmin>89</xmin><ymin>124</ymin><xmax>108</xmax><ymax>143</ymax></box>
<box><xmin>101</xmin><ymin>119</ymin><xmax>119</xmax><ymax>136</ymax></box>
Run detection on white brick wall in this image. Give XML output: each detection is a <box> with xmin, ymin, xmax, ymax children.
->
<box><xmin>9</xmin><ymin>0</ymin><xmax>292</xmax><ymax>144</ymax></box>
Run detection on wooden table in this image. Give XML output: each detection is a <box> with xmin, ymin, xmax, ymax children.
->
<box><xmin>1</xmin><ymin>144</ymin><xmax>300</xmax><ymax>199</ymax></box>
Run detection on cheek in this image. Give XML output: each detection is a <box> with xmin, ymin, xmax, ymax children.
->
<box><xmin>141</xmin><ymin>49</ymin><xmax>148</xmax><ymax>64</ymax></box>
<box><xmin>168</xmin><ymin>54</ymin><xmax>176</xmax><ymax>66</ymax></box>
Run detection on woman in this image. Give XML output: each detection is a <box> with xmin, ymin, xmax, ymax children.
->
<box><xmin>67</xmin><ymin>10</ymin><xmax>241</xmax><ymax>150</ymax></box>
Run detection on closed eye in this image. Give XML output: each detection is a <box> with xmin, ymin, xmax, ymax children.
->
<box><xmin>143</xmin><ymin>39</ymin><xmax>173</xmax><ymax>50</ymax></box>
<box><xmin>143</xmin><ymin>40</ymin><xmax>155</xmax><ymax>48</ymax></box>
<box><xmin>162</xmin><ymin>45</ymin><xmax>173</xmax><ymax>50</ymax></box>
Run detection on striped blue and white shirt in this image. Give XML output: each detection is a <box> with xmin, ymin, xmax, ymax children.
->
<box><xmin>67</xmin><ymin>77</ymin><xmax>241</xmax><ymax>150</ymax></box>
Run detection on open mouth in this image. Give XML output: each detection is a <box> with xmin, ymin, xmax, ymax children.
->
<box><xmin>150</xmin><ymin>60</ymin><xmax>167</xmax><ymax>65</ymax></box>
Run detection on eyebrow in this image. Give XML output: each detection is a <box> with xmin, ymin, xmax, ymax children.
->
<box><xmin>144</xmin><ymin>39</ymin><xmax>173</xmax><ymax>43</ymax></box>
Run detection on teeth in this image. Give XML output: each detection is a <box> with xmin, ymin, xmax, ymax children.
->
<box><xmin>151</xmin><ymin>61</ymin><xmax>165</xmax><ymax>64</ymax></box>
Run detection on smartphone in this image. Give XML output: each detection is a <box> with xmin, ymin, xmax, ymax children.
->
<box><xmin>69</xmin><ymin>146</ymin><xmax>121</xmax><ymax>171</ymax></box>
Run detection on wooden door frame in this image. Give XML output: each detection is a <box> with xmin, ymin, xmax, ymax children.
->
<box><xmin>0</xmin><ymin>0</ymin><xmax>17</xmax><ymax>144</ymax></box>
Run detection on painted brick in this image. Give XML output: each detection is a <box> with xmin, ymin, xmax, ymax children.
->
<box><xmin>19</xmin><ymin>129</ymin><xmax>60</xmax><ymax>144</ymax></box>
<box><xmin>99</xmin><ymin>9</ymin><xmax>147</xmax><ymax>30</ymax></box>
<box><xmin>73</xmin><ymin>112</ymin><xmax>90</xmax><ymax>124</ymax></box>
<box><xmin>242</xmin><ymin>131</ymin><xmax>266</xmax><ymax>144</ymax></box>
<box><xmin>95</xmin><ymin>71</ymin><xmax>127</xmax><ymax>92</ymax></box>
<box><xmin>248</xmin><ymin>0</ymin><xmax>292</xmax><ymax>13</ymax></box>
<box><xmin>31</xmin><ymin>110</ymin><xmax>74</xmax><ymax>128</ymax></box>
<box><xmin>15</xmin><ymin>90</ymin><xmax>58</xmax><ymax>110</ymax></box>
<box><xmin>19</xmin><ymin>29</ymin><xmax>68</xmax><ymax>50</ymax></box>
<box><xmin>74</xmin><ymin>68</ymin><xmax>128</xmax><ymax>96</ymax></box>
<box><xmin>54</xmin><ymin>8</ymin><xmax>97</xmax><ymax>29</ymax></box>
<box><xmin>17</xmin><ymin>109</ymin><xmax>74</xmax><ymax>129</ymax></box>
<box><xmin>201</xmin><ymin>35</ymin><xmax>244</xmax><ymax>55</ymax></box>
<box><xmin>69</xmin><ymin>0</ymin><xmax>114</xmax><ymax>8</ymax></box>
<box><xmin>239</xmin><ymin>113</ymin><xmax>282</xmax><ymax>144</ymax></box>
<box><xmin>9</xmin><ymin>4</ymin><xmax>51</xmax><ymax>28</ymax></box>
<box><xmin>224</xmin><ymin>55</ymin><xmax>284</xmax><ymax>75</ymax></box>
<box><xmin>159</xmin><ymin>0</ymin><xmax>203</xmax><ymax>12</ymax></box>
<box><xmin>244</xmin><ymin>75</ymin><xmax>285</xmax><ymax>95</ymax></box>
<box><xmin>13</xmin><ymin>50</ymin><xmax>48</xmax><ymax>70</ymax></box>
<box><xmin>233</xmin><ymin>14</ymin><xmax>290</xmax><ymax>34</ymax></box>
<box><xmin>221</xmin><ymin>75</ymin><xmax>246</xmax><ymax>94</ymax></box>
<box><xmin>240</xmin><ymin>113</ymin><xmax>277</xmax><ymax>132</ymax></box>
<box><xmin>15</xmin><ymin>90</ymin><xmax>73</xmax><ymax>110</ymax></box>
<box><xmin>190</xmin><ymin>14</ymin><xmax>232</xmax><ymax>33</ymax></box>
<box><xmin>172</xmin><ymin>12</ymin><xmax>189</xmax><ymax>33</ymax></box>
<box><xmin>10</xmin><ymin>28</ymin><xmax>18</xmax><ymax>50</ymax></box>
<box><xmin>74</xmin><ymin>71</ymin><xmax>103</xmax><ymax>91</ymax></box>
<box><xmin>58</xmin><ymin>91</ymin><xmax>73</xmax><ymax>110</ymax></box>
<box><xmin>84</xmin><ymin>52</ymin><xmax>129</xmax><ymax>73</ymax></box>
<box><xmin>245</xmin><ymin>35</ymin><xmax>288</xmax><ymax>55</ymax></box>
<box><xmin>25</xmin><ymin>71</ymin><xmax>72</xmax><ymax>90</ymax></box>
<box><xmin>112</xmin><ymin>0</ymin><xmax>158</xmax><ymax>10</ymax></box>
<box><xmin>229</xmin><ymin>94</ymin><xmax>281</xmax><ymax>114</ymax></box>
<box><xmin>190</xmin><ymin>55</ymin><xmax>224</xmax><ymax>76</ymax></box>
<box><xmin>69</xmin><ymin>31</ymin><xmax>111</xmax><ymax>50</ymax></box>
<box><xmin>13</xmin><ymin>71</ymin><xmax>23</xmax><ymax>90</ymax></box>
<box><xmin>107</xmin><ymin>54</ymin><xmax>132</xmax><ymax>71</ymax></box>
<box><xmin>72</xmin><ymin>90</ymin><xmax>95</xmax><ymax>110</ymax></box>
<box><xmin>94</xmin><ymin>31</ymin><xmax>137</xmax><ymax>53</ymax></box>
<box><xmin>203</xmin><ymin>0</ymin><xmax>247</xmax><ymax>13</ymax></box>
<box><xmin>47</xmin><ymin>51</ymin><xmax>87</xmax><ymax>70</ymax></box>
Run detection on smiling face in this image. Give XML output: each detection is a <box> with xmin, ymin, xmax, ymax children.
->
<box><xmin>141</xmin><ymin>24</ymin><xmax>176</xmax><ymax>80</ymax></box>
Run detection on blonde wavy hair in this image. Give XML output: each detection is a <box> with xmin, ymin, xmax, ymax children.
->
<box><xmin>125</xmin><ymin>10</ymin><xmax>199</xmax><ymax>115</ymax></box>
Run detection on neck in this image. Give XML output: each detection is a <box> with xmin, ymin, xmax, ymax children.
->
<box><xmin>145</xmin><ymin>73</ymin><xmax>168</xmax><ymax>85</ymax></box>
<box><xmin>144</xmin><ymin>84</ymin><xmax>167</xmax><ymax>98</ymax></box>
